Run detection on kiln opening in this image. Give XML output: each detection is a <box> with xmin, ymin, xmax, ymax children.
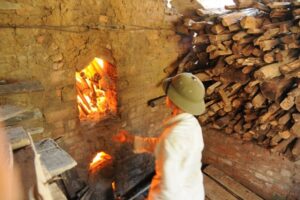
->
<box><xmin>75</xmin><ymin>57</ymin><xmax>117</xmax><ymax>121</ymax></box>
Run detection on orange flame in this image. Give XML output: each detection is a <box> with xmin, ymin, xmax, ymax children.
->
<box><xmin>75</xmin><ymin>57</ymin><xmax>117</xmax><ymax>119</ymax></box>
<box><xmin>89</xmin><ymin>151</ymin><xmax>112</xmax><ymax>170</ymax></box>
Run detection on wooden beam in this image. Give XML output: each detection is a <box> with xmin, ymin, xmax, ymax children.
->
<box><xmin>204</xmin><ymin>174</ymin><xmax>238</xmax><ymax>200</ymax></box>
<box><xmin>204</xmin><ymin>166</ymin><xmax>263</xmax><ymax>200</ymax></box>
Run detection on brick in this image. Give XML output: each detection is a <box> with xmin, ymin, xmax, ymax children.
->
<box><xmin>65</xmin><ymin>119</ymin><xmax>79</xmax><ymax>131</ymax></box>
<box><xmin>44</xmin><ymin>104</ymin><xmax>77</xmax><ymax>123</ymax></box>
<box><xmin>62</xmin><ymin>86</ymin><xmax>77</xmax><ymax>102</ymax></box>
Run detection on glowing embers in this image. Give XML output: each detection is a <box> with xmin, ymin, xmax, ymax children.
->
<box><xmin>89</xmin><ymin>151</ymin><xmax>112</xmax><ymax>172</ymax></box>
<box><xmin>76</xmin><ymin>58</ymin><xmax>117</xmax><ymax>120</ymax></box>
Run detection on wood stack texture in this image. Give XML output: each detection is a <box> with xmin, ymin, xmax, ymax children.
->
<box><xmin>173</xmin><ymin>0</ymin><xmax>300</xmax><ymax>161</ymax></box>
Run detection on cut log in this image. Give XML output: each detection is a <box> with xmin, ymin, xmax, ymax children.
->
<box><xmin>279</xmin><ymin>130</ymin><xmax>292</xmax><ymax>139</ymax></box>
<box><xmin>260</xmin><ymin>76</ymin><xmax>294</xmax><ymax>102</ymax></box>
<box><xmin>258</xmin><ymin>39</ymin><xmax>280</xmax><ymax>51</ymax></box>
<box><xmin>254</xmin><ymin>62</ymin><xmax>283</xmax><ymax>80</ymax></box>
<box><xmin>259</xmin><ymin>103</ymin><xmax>280</xmax><ymax>124</ymax></box>
<box><xmin>232</xmin><ymin>31</ymin><xmax>248</xmax><ymax>41</ymax></box>
<box><xmin>209</xmin><ymin>34</ymin><xmax>233</xmax><ymax>43</ymax></box>
<box><xmin>220</xmin><ymin>8</ymin><xmax>259</xmax><ymax>27</ymax></box>
<box><xmin>278</xmin><ymin>113</ymin><xmax>291</xmax><ymax>126</ymax></box>
<box><xmin>291</xmin><ymin>122</ymin><xmax>300</xmax><ymax>137</ymax></box>
<box><xmin>271</xmin><ymin>135</ymin><xmax>296</xmax><ymax>153</ymax></box>
<box><xmin>280</xmin><ymin>96</ymin><xmax>295</xmax><ymax>110</ymax></box>
<box><xmin>252</xmin><ymin>48</ymin><xmax>263</xmax><ymax>57</ymax></box>
<box><xmin>240</xmin><ymin>16</ymin><xmax>263</xmax><ymax>29</ymax></box>
<box><xmin>228</xmin><ymin>23</ymin><xmax>241</xmax><ymax>32</ymax></box>
<box><xmin>177</xmin><ymin>51</ymin><xmax>194</xmax><ymax>74</ymax></box>
<box><xmin>211</xmin><ymin>24</ymin><xmax>226</xmax><ymax>34</ymax></box>
<box><xmin>292</xmin><ymin>139</ymin><xmax>300</xmax><ymax>157</ymax></box>
<box><xmin>0</xmin><ymin>80</ymin><xmax>44</xmax><ymax>95</ymax></box>
<box><xmin>242</xmin><ymin>45</ymin><xmax>255</xmax><ymax>57</ymax></box>
<box><xmin>270</xmin><ymin>134</ymin><xmax>283</xmax><ymax>146</ymax></box>
<box><xmin>193</xmin><ymin>35</ymin><xmax>209</xmax><ymax>45</ymax></box>
<box><xmin>218</xmin><ymin>89</ymin><xmax>232</xmax><ymax>112</ymax></box>
<box><xmin>194</xmin><ymin>72</ymin><xmax>212</xmax><ymax>82</ymax></box>
<box><xmin>207</xmin><ymin>81</ymin><xmax>222</xmax><ymax>95</ymax></box>
<box><xmin>252</xmin><ymin>93</ymin><xmax>266</xmax><ymax>108</ymax></box>
<box><xmin>296</xmin><ymin>96</ymin><xmax>300</xmax><ymax>112</ymax></box>
<box><xmin>280</xmin><ymin>59</ymin><xmax>300</xmax><ymax>74</ymax></box>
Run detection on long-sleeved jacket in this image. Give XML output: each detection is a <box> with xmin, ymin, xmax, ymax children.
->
<box><xmin>134</xmin><ymin>113</ymin><xmax>205</xmax><ymax>200</ymax></box>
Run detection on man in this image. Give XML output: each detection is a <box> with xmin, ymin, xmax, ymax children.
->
<box><xmin>115</xmin><ymin>73</ymin><xmax>206</xmax><ymax>200</ymax></box>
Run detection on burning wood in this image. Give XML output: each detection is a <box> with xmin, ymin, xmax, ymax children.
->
<box><xmin>76</xmin><ymin>58</ymin><xmax>117</xmax><ymax>119</ymax></box>
<box><xmin>89</xmin><ymin>151</ymin><xmax>112</xmax><ymax>172</ymax></box>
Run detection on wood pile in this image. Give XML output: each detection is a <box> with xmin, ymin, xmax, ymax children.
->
<box><xmin>173</xmin><ymin>0</ymin><xmax>300</xmax><ymax>161</ymax></box>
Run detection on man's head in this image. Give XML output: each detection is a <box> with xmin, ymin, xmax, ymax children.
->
<box><xmin>163</xmin><ymin>73</ymin><xmax>206</xmax><ymax>115</ymax></box>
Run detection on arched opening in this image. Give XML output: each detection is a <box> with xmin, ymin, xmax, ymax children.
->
<box><xmin>75</xmin><ymin>57</ymin><xmax>117</xmax><ymax>121</ymax></box>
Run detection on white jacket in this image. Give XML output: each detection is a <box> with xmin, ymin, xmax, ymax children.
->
<box><xmin>134</xmin><ymin>113</ymin><xmax>205</xmax><ymax>200</ymax></box>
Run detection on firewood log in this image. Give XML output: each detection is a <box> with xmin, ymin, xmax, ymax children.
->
<box><xmin>232</xmin><ymin>31</ymin><xmax>248</xmax><ymax>41</ymax></box>
<box><xmin>271</xmin><ymin>133</ymin><xmax>283</xmax><ymax>146</ymax></box>
<box><xmin>258</xmin><ymin>39</ymin><xmax>280</xmax><ymax>51</ymax></box>
<box><xmin>271</xmin><ymin>135</ymin><xmax>296</xmax><ymax>153</ymax></box>
<box><xmin>252</xmin><ymin>93</ymin><xmax>266</xmax><ymax>108</ymax></box>
<box><xmin>207</xmin><ymin>81</ymin><xmax>222</xmax><ymax>95</ymax></box>
<box><xmin>211</xmin><ymin>24</ymin><xmax>226</xmax><ymax>34</ymax></box>
<box><xmin>280</xmin><ymin>59</ymin><xmax>300</xmax><ymax>74</ymax></box>
<box><xmin>260</xmin><ymin>76</ymin><xmax>294</xmax><ymax>102</ymax></box>
<box><xmin>252</xmin><ymin>48</ymin><xmax>263</xmax><ymax>57</ymax></box>
<box><xmin>291</xmin><ymin>122</ymin><xmax>300</xmax><ymax>137</ymax></box>
<box><xmin>254</xmin><ymin>62</ymin><xmax>283</xmax><ymax>80</ymax></box>
<box><xmin>292</xmin><ymin>139</ymin><xmax>300</xmax><ymax>157</ymax></box>
<box><xmin>228</xmin><ymin>23</ymin><xmax>241</xmax><ymax>32</ymax></box>
<box><xmin>278</xmin><ymin>112</ymin><xmax>291</xmax><ymax>127</ymax></box>
<box><xmin>259</xmin><ymin>103</ymin><xmax>280</xmax><ymax>124</ymax></box>
<box><xmin>267</xmin><ymin>2</ymin><xmax>291</xmax><ymax>9</ymax></box>
<box><xmin>218</xmin><ymin>89</ymin><xmax>232</xmax><ymax>112</ymax></box>
<box><xmin>209</xmin><ymin>34</ymin><xmax>233</xmax><ymax>43</ymax></box>
<box><xmin>242</xmin><ymin>44</ymin><xmax>255</xmax><ymax>57</ymax></box>
<box><xmin>279</xmin><ymin>130</ymin><xmax>292</xmax><ymax>139</ymax></box>
<box><xmin>280</xmin><ymin>95</ymin><xmax>295</xmax><ymax>110</ymax></box>
<box><xmin>220</xmin><ymin>8</ymin><xmax>259</xmax><ymax>27</ymax></box>
<box><xmin>296</xmin><ymin>96</ymin><xmax>300</xmax><ymax>112</ymax></box>
<box><xmin>240</xmin><ymin>16</ymin><xmax>263</xmax><ymax>29</ymax></box>
<box><xmin>193</xmin><ymin>35</ymin><xmax>209</xmax><ymax>45</ymax></box>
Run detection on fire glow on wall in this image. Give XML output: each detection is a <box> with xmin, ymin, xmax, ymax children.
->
<box><xmin>76</xmin><ymin>58</ymin><xmax>117</xmax><ymax>120</ymax></box>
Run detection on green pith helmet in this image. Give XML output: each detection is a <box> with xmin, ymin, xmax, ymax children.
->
<box><xmin>162</xmin><ymin>73</ymin><xmax>206</xmax><ymax>115</ymax></box>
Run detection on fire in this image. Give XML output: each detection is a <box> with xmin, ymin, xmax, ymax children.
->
<box><xmin>76</xmin><ymin>57</ymin><xmax>117</xmax><ymax>119</ymax></box>
<box><xmin>89</xmin><ymin>151</ymin><xmax>112</xmax><ymax>170</ymax></box>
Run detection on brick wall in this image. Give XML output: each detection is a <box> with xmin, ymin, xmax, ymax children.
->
<box><xmin>0</xmin><ymin>0</ymin><xmax>180</xmax><ymax>177</ymax></box>
<box><xmin>203</xmin><ymin>127</ymin><xmax>300</xmax><ymax>199</ymax></box>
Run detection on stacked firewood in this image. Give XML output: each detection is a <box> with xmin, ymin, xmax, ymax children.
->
<box><xmin>173</xmin><ymin>0</ymin><xmax>300</xmax><ymax>161</ymax></box>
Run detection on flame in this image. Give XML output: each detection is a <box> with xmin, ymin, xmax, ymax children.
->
<box><xmin>89</xmin><ymin>151</ymin><xmax>112</xmax><ymax>170</ymax></box>
<box><xmin>75</xmin><ymin>57</ymin><xmax>117</xmax><ymax>119</ymax></box>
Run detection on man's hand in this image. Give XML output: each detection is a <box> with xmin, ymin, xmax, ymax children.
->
<box><xmin>113</xmin><ymin>130</ymin><xmax>134</xmax><ymax>143</ymax></box>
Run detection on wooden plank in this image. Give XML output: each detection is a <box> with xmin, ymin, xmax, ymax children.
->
<box><xmin>0</xmin><ymin>105</ymin><xmax>27</xmax><ymax>122</ymax></box>
<box><xmin>204</xmin><ymin>166</ymin><xmax>263</xmax><ymax>200</ymax></box>
<box><xmin>5</xmin><ymin>126</ymin><xmax>30</xmax><ymax>150</ymax></box>
<box><xmin>204</xmin><ymin>174</ymin><xmax>238</xmax><ymax>200</ymax></box>
<box><xmin>0</xmin><ymin>80</ymin><xmax>44</xmax><ymax>95</ymax></box>
<box><xmin>35</xmin><ymin>139</ymin><xmax>77</xmax><ymax>178</ymax></box>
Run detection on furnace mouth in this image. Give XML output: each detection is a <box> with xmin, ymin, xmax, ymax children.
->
<box><xmin>76</xmin><ymin>57</ymin><xmax>117</xmax><ymax>121</ymax></box>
